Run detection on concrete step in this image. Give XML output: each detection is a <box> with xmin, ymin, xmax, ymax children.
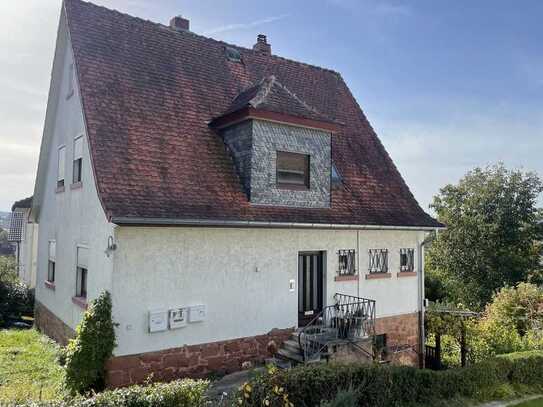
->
<box><xmin>282</xmin><ymin>339</ymin><xmax>302</xmax><ymax>353</ymax></box>
<box><xmin>276</xmin><ymin>348</ymin><xmax>305</xmax><ymax>363</ymax></box>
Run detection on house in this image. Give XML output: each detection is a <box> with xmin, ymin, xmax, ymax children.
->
<box><xmin>32</xmin><ymin>0</ymin><xmax>443</xmax><ymax>387</ymax></box>
<box><xmin>8</xmin><ymin>196</ymin><xmax>38</xmax><ymax>288</ymax></box>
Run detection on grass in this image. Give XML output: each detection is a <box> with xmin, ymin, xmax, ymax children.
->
<box><xmin>514</xmin><ymin>398</ymin><xmax>543</xmax><ymax>407</ymax></box>
<box><xmin>0</xmin><ymin>328</ymin><xmax>66</xmax><ymax>402</ymax></box>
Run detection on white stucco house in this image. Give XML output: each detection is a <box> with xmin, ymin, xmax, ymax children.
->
<box><xmin>33</xmin><ymin>0</ymin><xmax>443</xmax><ymax>387</ymax></box>
<box><xmin>8</xmin><ymin>196</ymin><xmax>38</xmax><ymax>288</ymax></box>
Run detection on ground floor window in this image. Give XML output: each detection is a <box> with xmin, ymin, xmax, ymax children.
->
<box><xmin>369</xmin><ymin>249</ymin><xmax>388</xmax><ymax>274</ymax></box>
<box><xmin>47</xmin><ymin>260</ymin><xmax>55</xmax><ymax>283</ymax></box>
<box><xmin>76</xmin><ymin>246</ymin><xmax>89</xmax><ymax>298</ymax></box>
<box><xmin>400</xmin><ymin>248</ymin><xmax>415</xmax><ymax>272</ymax></box>
<box><xmin>76</xmin><ymin>267</ymin><xmax>87</xmax><ymax>298</ymax></box>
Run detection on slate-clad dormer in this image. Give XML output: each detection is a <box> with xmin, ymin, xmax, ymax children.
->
<box><xmin>211</xmin><ymin>76</ymin><xmax>338</xmax><ymax>208</ymax></box>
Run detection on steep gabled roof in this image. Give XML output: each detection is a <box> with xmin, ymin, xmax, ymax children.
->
<box><xmin>63</xmin><ymin>0</ymin><xmax>441</xmax><ymax>228</ymax></box>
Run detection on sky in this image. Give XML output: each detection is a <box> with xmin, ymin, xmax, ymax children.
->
<box><xmin>0</xmin><ymin>0</ymin><xmax>542</xmax><ymax>213</ymax></box>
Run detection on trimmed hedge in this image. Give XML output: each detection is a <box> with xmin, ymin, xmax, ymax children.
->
<box><xmin>19</xmin><ymin>379</ymin><xmax>209</xmax><ymax>407</ymax></box>
<box><xmin>238</xmin><ymin>351</ymin><xmax>543</xmax><ymax>407</ymax></box>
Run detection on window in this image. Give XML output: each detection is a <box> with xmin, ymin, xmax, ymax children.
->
<box><xmin>338</xmin><ymin>249</ymin><xmax>356</xmax><ymax>276</ymax></box>
<box><xmin>331</xmin><ymin>163</ymin><xmax>342</xmax><ymax>185</ymax></box>
<box><xmin>47</xmin><ymin>241</ymin><xmax>56</xmax><ymax>283</ymax></box>
<box><xmin>368</xmin><ymin>249</ymin><xmax>388</xmax><ymax>274</ymax></box>
<box><xmin>73</xmin><ymin>136</ymin><xmax>83</xmax><ymax>184</ymax></box>
<box><xmin>400</xmin><ymin>248</ymin><xmax>415</xmax><ymax>272</ymax></box>
<box><xmin>276</xmin><ymin>151</ymin><xmax>310</xmax><ymax>189</ymax></box>
<box><xmin>375</xmin><ymin>334</ymin><xmax>388</xmax><ymax>360</ymax></box>
<box><xmin>57</xmin><ymin>146</ymin><xmax>66</xmax><ymax>189</ymax></box>
<box><xmin>67</xmin><ymin>63</ymin><xmax>75</xmax><ymax>99</ymax></box>
<box><xmin>76</xmin><ymin>246</ymin><xmax>88</xmax><ymax>298</ymax></box>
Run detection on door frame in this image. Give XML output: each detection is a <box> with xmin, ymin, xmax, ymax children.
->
<box><xmin>297</xmin><ymin>251</ymin><xmax>326</xmax><ymax>327</ymax></box>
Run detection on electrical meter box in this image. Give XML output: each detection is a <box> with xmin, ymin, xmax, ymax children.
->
<box><xmin>169</xmin><ymin>307</ymin><xmax>188</xmax><ymax>329</ymax></box>
<box><xmin>148</xmin><ymin>309</ymin><xmax>167</xmax><ymax>333</ymax></box>
<box><xmin>189</xmin><ymin>305</ymin><xmax>206</xmax><ymax>322</ymax></box>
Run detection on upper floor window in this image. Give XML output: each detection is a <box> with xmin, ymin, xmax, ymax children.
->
<box><xmin>57</xmin><ymin>146</ymin><xmax>66</xmax><ymax>189</ymax></box>
<box><xmin>76</xmin><ymin>246</ymin><xmax>88</xmax><ymax>299</ymax></box>
<box><xmin>47</xmin><ymin>240</ymin><xmax>56</xmax><ymax>283</ymax></box>
<box><xmin>338</xmin><ymin>249</ymin><xmax>356</xmax><ymax>276</ymax></box>
<box><xmin>400</xmin><ymin>248</ymin><xmax>415</xmax><ymax>272</ymax></box>
<box><xmin>73</xmin><ymin>136</ymin><xmax>83</xmax><ymax>184</ymax></box>
<box><xmin>276</xmin><ymin>151</ymin><xmax>309</xmax><ymax>189</ymax></box>
<box><xmin>67</xmin><ymin>63</ymin><xmax>75</xmax><ymax>99</ymax></box>
<box><xmin>369</xmin><ymin>249</ymin><xmax>388</xmax><ymax>274</ymax></box>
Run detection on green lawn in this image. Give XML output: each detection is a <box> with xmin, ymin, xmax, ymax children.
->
<box><xmin>514</xmin><ymin>399</ymin><xmax>543</xmax><ymax>407</ymax></box>
<box><xmin>0</xmin><ymin>329</ymin><xmax>65</xmax><ymax>402</ymax></box>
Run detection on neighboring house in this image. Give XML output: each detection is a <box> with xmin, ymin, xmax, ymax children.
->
<box><xmin>8</xmin><ymin>196</ymin><xmax>38</xmax><ymax>287</ymax></box>
<box><xmin>32</xmin><ymin>0</ymin><xmax>443</xmax><ymax>387</ymax></box>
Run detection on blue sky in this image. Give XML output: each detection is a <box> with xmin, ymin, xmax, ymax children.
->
<box><xmin>0</xmin><ymin>0</ymin><xmax>541</xmax><ymax>212</ymax></box>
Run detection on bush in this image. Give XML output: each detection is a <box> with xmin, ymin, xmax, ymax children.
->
<box><xmin>320</xmin><ymin>388</ymin><xmax>358</xmax><ymax>407</ymax></box>
<box><xmin>15</xmin><ymin>379</ymin><xmax>209</xmax><ymax>407</ymax></box>
<box><xmin>65</xmin><ymin>291</ymin><xmax>117</xmax><ymax>394</ymax></box>
<box><xmin>0</xmin><ymin>257</ymin><xmax>34</xmax><ymax>327</ymax></box>
<box><xmin>237</xmin><ymin>351</ymin><xmax>543</xmax><ymax>407</ymax></box>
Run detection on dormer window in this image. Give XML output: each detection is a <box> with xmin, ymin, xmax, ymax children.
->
<box><xmin>276</xmin><ymin>151</ymin><xmax>309</xmax><ymax>190</ymax></box>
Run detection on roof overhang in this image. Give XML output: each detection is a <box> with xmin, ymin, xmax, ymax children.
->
<box><xmin>111</xmin><ymin>216</ymin><xmax>445</xmax><ymax>231</ymax></box>
<box><xmin>209</xmin><ymin>106</ymin><xmax>341</xmax><ymax>133</ymax></box>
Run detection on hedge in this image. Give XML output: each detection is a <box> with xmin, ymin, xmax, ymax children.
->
<box><xmin>19</xmin><ymin>379</ymin><xmax>209</xmax><ymax>407</ymax></box>
<box><xmin>237</xmin><ymin>351</ymin><xmax>543</xmax><ymax>407</ymax></box>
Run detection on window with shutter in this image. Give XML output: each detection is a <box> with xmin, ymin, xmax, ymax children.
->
<box><xmin>76</xmin><ymin>246</ymin><xmax>88</xmax><ymax>298</ymax></box>
<box><xmin>73</xmin><ymin>136</ymin><xmax>83</xmax><ymax>184</ymax></box>
<box><xmin>57</xmin><ymin>146</ymin><xmax>66</xmax><ymax>189</ymax></box>
<box><xmin>276</xmin><ymin>151</ymin><xmax>310</xmax><ymax>189</ymax></box>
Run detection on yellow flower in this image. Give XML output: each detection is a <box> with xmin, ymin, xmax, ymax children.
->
<box><xmin>263</xmin><ymin>399</ymin><xmax>270</xmax><ymax>406</ymax></box>
<box><xmin>243</xmin><ymin>383</ymin><xmax>252</xmax><ymax>393</ymax></box>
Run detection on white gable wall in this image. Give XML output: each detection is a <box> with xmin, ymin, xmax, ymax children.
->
<box><xmin>111</xmin><ymin>226</ymin><xmax>427</xmax><ymax>357</ymax></box>
<box><xmin>34</xmin><ymin>22</ymin><xmax>115</xmax><ymax>331</ymax></box>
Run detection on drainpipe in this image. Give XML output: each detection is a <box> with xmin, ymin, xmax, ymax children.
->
<box><xmin>418</xmin><ymin>230</ymin><xmax>437</xmax><ymax>368</ymax></box>
<box><xmin>357</xmin><ymin>230</ymin><xmax>360</xmax><ymax>297</ymax></box>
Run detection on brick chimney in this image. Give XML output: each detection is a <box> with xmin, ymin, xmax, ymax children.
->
<box><xmin>253</xmin><ymin>34</ymin><xmax>271</xmax><ymax>55</ymax></box>
<box><xmin>170</xmin><ymin>16</ymin><xmax>190</xmax><ymax>32</ymax></box>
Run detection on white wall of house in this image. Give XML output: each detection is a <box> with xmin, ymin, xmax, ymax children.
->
<box><xmin>34</xmin><ymin>24</ymin><xmax>115</xmax><ymax>331</ymax></box>
<box><xmin>111</xmin><ymin>226</ymin><xmax>428</xmax><ymax>357</ymax></box>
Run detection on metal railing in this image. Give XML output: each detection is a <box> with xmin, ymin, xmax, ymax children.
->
<box><xmin>298</xmin><ymin>293</ymin><xmax>376</xmax><ymax>362</ymax></box>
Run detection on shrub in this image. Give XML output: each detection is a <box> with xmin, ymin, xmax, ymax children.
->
<box><xmin>16</xmin><ymin>379</ymin><xmax>209</xmax><ymax>407</ymax></box>
<box><xmin>0</xmin><ymin>256</ymin><xmax>34</xmax><ymax>327</ymax></box>
<box><xmin>237</xmin><ymin>351</ymin><xmax>543</xmax><ymax>407</ymax></box>
<box><xmin>320</xmin><ymin>388</ymin><xmax>358</xmax><ymax>407</ymax></box>
<box><xmin>65</xmin><ymin>291</ymin><xmax>117</xmax><ymax>394</ymax></box>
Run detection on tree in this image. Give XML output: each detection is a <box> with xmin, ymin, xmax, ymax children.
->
<box><xmin>427</xmin><ymin>163</ymin><xmax>543</xmax><ymax>309</ymax></box>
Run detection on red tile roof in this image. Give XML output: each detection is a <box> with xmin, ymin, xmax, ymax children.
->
<box><xmin>64</xmin><ymin>0</ymin><xmax>441</xmax><ymax>228</ymax></box>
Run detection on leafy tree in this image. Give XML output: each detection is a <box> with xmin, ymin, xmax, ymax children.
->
<box><xmin>65</xmin><ymin>291</ymin><xmax>117</xmax><ymax>394</ymax></box>
<box><xmin>427</xmin><ymin>164</ymin><xmax>543</xmax><ymax>308</ymax></box>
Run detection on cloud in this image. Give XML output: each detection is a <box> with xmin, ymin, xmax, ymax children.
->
<box><xmin>377</xmin><ymin>112</ymin><xmax>543</xmax><ymax>211</ymax></box>
<box><xmin>204</xmin><ymin>14</ymin><xmax>290</xmax><ymax>35</ymax></box>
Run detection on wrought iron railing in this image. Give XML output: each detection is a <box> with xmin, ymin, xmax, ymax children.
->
<box><xmin>298</xmin><ymin>293</ymin><xmax>376</xmax><ymax>362</ymax></box>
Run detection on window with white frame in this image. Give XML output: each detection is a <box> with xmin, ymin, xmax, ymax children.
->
<box><xmin>76</xmin><ymin>246</ymin><xmax>88</xmax><ymax>298</ymax></box>
<box><xmin>73</xmin><ymin>136</ymin><xmax>83</xmax><ymax>184</ymax></box>
<box><xmin>57</xmin><ymin>146</ymin><xmax>66</xmax><ymax>189</ymax></box>
<box><xmin>338</xmin><ymin>249</ymin><xmax>356</xmax><ymax>276</ymax></box>
<box><xmin>368</xmin><ymin>249</ymin><xmax>388</xmax><ymax>274</ymax></box>
<box><xmin>67</xmin><ymin>63</ymin><xmax>75</xmax><ymax>99</ymax></box>
<box><xmin>48</xmin><ymin>241</ymin><xmax>56</xmax><ymax>283</ymax></box>
<box><xmin>400</xmin><ymin>248</ymin><xmax>415</xmax><ymax>272</ymax></box>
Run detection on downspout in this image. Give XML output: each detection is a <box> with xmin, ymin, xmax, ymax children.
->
<box><xmin>418</xmin><ymin>230</ymin><xmax>437</xmax><ymax>368</ymax></box>
<box><xmin>357</xmin><ymin>229</ymin><xmax>360</xmax><ymax>297</ymax></box>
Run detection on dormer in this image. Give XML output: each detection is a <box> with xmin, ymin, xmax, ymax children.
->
<box><xmin>210</xmin><ymin>76</ymin><xmax>339</xmax><ymax>208</ymax></box>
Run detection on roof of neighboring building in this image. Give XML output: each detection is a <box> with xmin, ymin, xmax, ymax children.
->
<box><xmin>8</xmin><ymin>212</ymin><xmax>25</xmax><ymax>242</ymax></box>
<box><xmin>11</xmin><ymin>196</ymin><xmax>33</xmax><ymax>212</ymax></box>
<box><xmin>63</xmin><ymin>0</ymin><xmax>442</xmax><ymax>228</ymax></box>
